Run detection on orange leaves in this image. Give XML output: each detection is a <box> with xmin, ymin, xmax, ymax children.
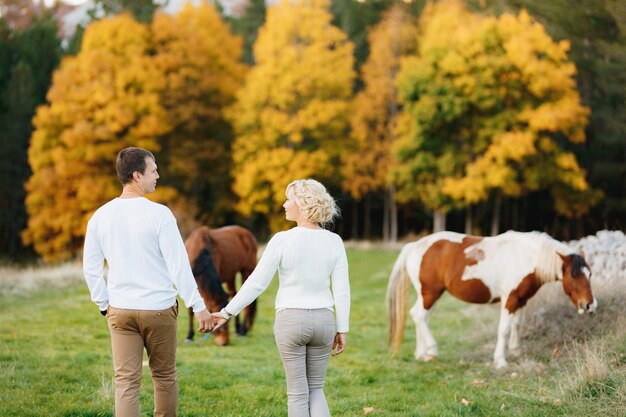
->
<box><xmin>23</xmin><ymin>14</ymin><xmax>169</xmax><ymax>262</ymax></box>
<box><xmin>342</xmin><ymin>4</ymin><xmax>418</xmax><ymax>200</ymax></box>
<box><xmin>23</xmin><ymin>2</ymin><xmax>247</xmax><ymax>261</ymax></box>
<box><xmin>150</xmin><ymin>3</ymin><xmax>246</xmax><ymax>223</ymax></box>
<box><xmin>229</xmin><ymin>0</ymin><xmax>354</xmax><ymax>231</ymax></box>
<box><xmin>81</xmin><ymin>14</ymin><xmax>151</xmax><ymax>57</ymax></box>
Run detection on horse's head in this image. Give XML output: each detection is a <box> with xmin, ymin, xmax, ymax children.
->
<box><xmin>559</xmin><ymin>252</ymin><xmax>597</xmax><ymax>314</ymax></box>
<box><xmin>210</xmin><ymin>316</ymin><xmax>229</xmax><ymax>346</ymax></box>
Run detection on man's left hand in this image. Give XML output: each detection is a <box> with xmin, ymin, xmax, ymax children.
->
<box><xmin>195</xmin><ymin>309</ymin><xmax>214</xmax><ymax>333</ymax></box>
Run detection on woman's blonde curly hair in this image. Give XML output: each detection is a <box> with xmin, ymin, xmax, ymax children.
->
<box><xmin>285</xmin><ymin>179</ymin><xmax>339</xmax><ymax>227</ymax></box>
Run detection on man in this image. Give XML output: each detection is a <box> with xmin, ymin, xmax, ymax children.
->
<box><xmin>83</xmin><ymin>147</ymin><xmax>213</xmax><ymax>417</ymax></box>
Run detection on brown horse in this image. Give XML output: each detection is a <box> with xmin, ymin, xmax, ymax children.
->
<box><xmin>184</xmin><ymin>225</ymin><xmax>258</xmax><ymax>346</ymax></box>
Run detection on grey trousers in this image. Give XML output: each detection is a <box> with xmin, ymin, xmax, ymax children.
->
<box><xmin>274</xmin><ymin>308</ymin><xmax>336</xmax><ymax>417</ymax></box>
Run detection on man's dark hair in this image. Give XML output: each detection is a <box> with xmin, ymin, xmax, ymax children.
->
<box><xmin>116</xmin><ymin>147</ymin><xmax>155</xmax><ymax>185</ymax></box>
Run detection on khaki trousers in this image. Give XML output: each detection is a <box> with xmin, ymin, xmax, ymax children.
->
<box><xmin>107</xmin><ymin>303</ymin><xmax>179</xmax><ymax>417</ymax></box>
<box><xmin>274</xmin><ymin>309</ymin><xmax>336</xmax><ymax>417</ymax></box>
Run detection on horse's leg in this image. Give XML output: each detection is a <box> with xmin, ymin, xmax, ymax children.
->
<box><xmin>410</xmin><ymin>294</ymin><xmax>441</xmax><ymax>361</ymax></box>
<box><xmin>410</xmin><ymin>297</ymin><xmax>427</xmax><ymax>360</ymax></box>
<box><xmin>225</xmin><ymin>277</ymin><xmax>245</xmax><ymax>336</ymax></box>
<box><xmin>508</xmin><ymin>309</ymin><xmax>524</xmax><ymax>357</ymax></box>
<box><xmin>406</xmin><ymin>272</ymin><xmax>427</xmax><ymax>359</ymax></box>
<box><xmin>185</xmin><ymin>307</ymin><xmax>195</xmax><ymax>343</ymax></box>
<box><xmin>494</xmin><ymin>304</ymin><xmax>514</xmax><ymax>368</ymax></box>
<box><xmin>410</xmin><ymin>271</ymin><xmax>445</xmax><ymax>361</ymax></box>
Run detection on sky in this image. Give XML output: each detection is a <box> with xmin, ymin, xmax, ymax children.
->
<box><xmin>37</xmin><ymin>0</ymin><xmax>246</xmax><ymax>15</ymax></box>
<box><xmin>40</xmin><ymin>0</ymin><xmax>88</xmax><ymax>6</ymax></box>
<box><xmin>38</xmin><ymin>0</ymin><xmax>205</xmax><ymax>8</ymax></box>
<box><xmin>33</xmin><ymin>0</ymin><xmax>245</xmax><ymax>40</ymax></box>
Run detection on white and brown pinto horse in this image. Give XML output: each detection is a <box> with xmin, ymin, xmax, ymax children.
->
<box><xmin>387</xmin><ymin>231</ymin><xmax>597</xmax><ymax>368</ymax></box>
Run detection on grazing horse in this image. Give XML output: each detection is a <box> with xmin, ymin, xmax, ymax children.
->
<box><xmin>185</xmin><ymin>225</ymin><xmax>258</xmax><ymax>346</ymax></box>
<box><xmin>387</xmin><ymin>230</ymin><xmax>597</xmax><ymax>368</ymax></box>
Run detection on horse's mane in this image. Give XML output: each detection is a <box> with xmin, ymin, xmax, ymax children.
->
<box><xmin>533</xmin><ymin>232</ymin><xmax>572</xmax><ymax>284</ymax></box>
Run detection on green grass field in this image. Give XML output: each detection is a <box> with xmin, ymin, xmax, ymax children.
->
<box><xmin>1</xmin><ymin>248</ymin><xmax>624</xmax><ymax>417</ymax></box>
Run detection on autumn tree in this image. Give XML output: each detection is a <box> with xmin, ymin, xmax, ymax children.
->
<box><xmin>509</xmin><ymin>0</ymin><xmax>626</xmax><ymax>233</ymax></box>
<box><xmin>441</xmin><ymin>5</ymin><xmax>599</xmax><ymax>232</ymax></box>
<box><xmin>152</xmin><ymin>2</ymin><xmax>247</xmax><ymax>227</ymax></box>
<box><xmin>393</xmin><ymin>0</ymin><xmax>595</xmax><ymax>233</ymax></box>
<box><xmin>229</xmin><ymin>0</ymin><xmax>355</xmax><ymax>232</ymax></box>
<box><xmin>22</xmin><ymin>14</ymin><xmax>171</xmax><ymax>262</ymax></box>
<box><xmin>342</xmin><ymin>4</ymin><xmax>418</xmax><ymax>241</ymax></box>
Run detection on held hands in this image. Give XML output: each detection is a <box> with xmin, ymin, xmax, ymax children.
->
<box><xmin>195</xmin><ymin>309</ymin><xmax>214</xmax><ymax>333</ymax></box>
<box><xmin>332</xmin><ymin>332</ymin><xmax>347</xmax><ymax>356</ymax></box>
<box><xmin>211</xmin><ymin>312</ymin><xmax>229</xmax><ymax>333</ymax></box>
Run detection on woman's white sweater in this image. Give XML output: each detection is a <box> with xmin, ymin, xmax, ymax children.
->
<box><xmin>225</xmin><ymin>227</ymin><xmax>351</xmax><ymax>332</ymax></box>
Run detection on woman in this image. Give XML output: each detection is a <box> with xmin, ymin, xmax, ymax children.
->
<box><xmin>211</xmin><ymin>179</ymin><xmax>350</xmax><ymax>417</ymax></box>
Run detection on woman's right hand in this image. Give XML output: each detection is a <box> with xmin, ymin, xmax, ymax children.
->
<box><xmin>332</xmin><ymin>332</ymin><xmax>347</xmax><ymax>356</ymax></box>
<box><xmin>211</xmin><ymin>312</ymin><xmax>228</xmax><ymax>332</ymax></box>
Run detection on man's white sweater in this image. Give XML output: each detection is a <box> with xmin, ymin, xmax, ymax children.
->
<box><xmin>83</xmin><ymin>197</ymin><xmax>205</xmax><ymax>313</ymax></box>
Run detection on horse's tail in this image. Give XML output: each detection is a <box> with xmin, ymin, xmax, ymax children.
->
<box><xmin>387</xmin><ymin>242</ymin><xmax>414</xmax><ymax>354</ymax></box>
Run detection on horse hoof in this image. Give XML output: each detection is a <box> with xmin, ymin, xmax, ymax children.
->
<box><xmin>417</xmin><ymin>354</ymin><xmax>437</xmax><ymax>362</ymax></box>
<box><xmin>495</xmin><ymin>359</ymin><xmax>508</xmax><ymax>369</ymax></box>
<box><xmin>184</xmin><ymin>338</ymin><xmax>193</xmax><ymax>344</ymax></box>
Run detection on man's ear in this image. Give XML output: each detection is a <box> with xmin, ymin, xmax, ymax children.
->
<box><xmin>132</xmin><ymin>171</ymin><xmax>141</xmax><ymax>181</ymax></box>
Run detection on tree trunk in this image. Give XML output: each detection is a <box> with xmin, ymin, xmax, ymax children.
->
<box><xmin>521</xmin><ymin>196</ymin><xmax>528</xmax><ymax>231</ymax></box>
<box><xmin>390</xmin><ymin>185</ymin><xmax>398</xmax><ymax>242</ymax></box>
<box><xmin>491</xmin><ymin>193</ymin><xmax>502</xmax><ymax>236</ymax></box>
<box><xmin>433</xmin><ymin>209</ymin><xmax>446</xmax><ymax>232</ymax></box>
<box><xmin>364</xmin><ymin>195</ymin><xmax>371</xmax><ymax>239</ymax></box>
<box><xmin>385</xmin><ymin>15</ymin><xmax>400</xmax><ymax>243</ymax></box>
<box><xmin>382</xmin><ymin>186</ymin><xmax>399</xmax><ymax>242</ymax></box>
<box><xmin>351</xmin><ymin>199</ymin><xmax>358</xmax><ymax>240</ymax></box>
<box><xmin>512</xmin><ymin>198</ymin><xmax>519</xmax><ymax>231</ymax></box>
<box><xmin>465</xmin><ymin>205</ymin><xmax>473</xmax><ymax>235</ymax></box>
<box><xmin>383</xmin><ymin>192</ymin><xmax>390</xmax><ymax>242</ymax></box>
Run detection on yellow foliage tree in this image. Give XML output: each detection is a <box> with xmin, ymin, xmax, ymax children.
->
<box><xmin>393</xmin><ymin>0</ymin><xmax>597</xmax><ymax>233</ymax></box>
<box><xmin>342</xmin><ymin>4</ymin><xmax>418</xmax><ymax>241</ymax></box>
<box><xmin>23</xmin><ymin>14</ymin><xmax>171</xmax><ymax>262</ymax></box>
<box><xmin>151</xmin><ymin>2</ymin><xmax>247</xmax><ymax>225</ymax></box>
<box><xmin>441</xmin><ymin>8</ymin><xmax>599</xmax><ymax>219</ymax></box>
<box><xmin>229</xmin><ymin>0</ymin><xmax>355</xmax><ymax>231</ymax></box>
